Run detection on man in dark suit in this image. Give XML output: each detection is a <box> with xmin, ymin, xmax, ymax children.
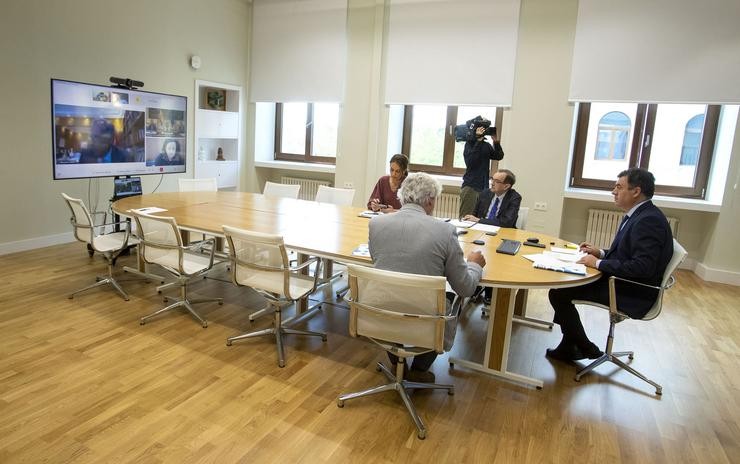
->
<box><xmin>546</xmin><ymin>168</ymin><xmax>673</xmax><ymax>361</ymax></box>
<box><xmin>79</xmin><ymin>119</ymin><xmax>129</xmax><ymax>163</ymax></box>
<box><xmin>463</xmin><ymin>169</ymin><xmax>521</xmax><ymax>227</ymax></box>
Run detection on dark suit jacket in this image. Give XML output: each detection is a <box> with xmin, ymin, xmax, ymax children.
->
<box><xmin>473</xmin><ymin>188</ymin><xmax>522</xmax><ymax>227</ymax></box>
<box><xmin>79</xmin><ymin>145</ymin><xmax>129</xmax><ymax>164</ymax></box>
<box><xmin>598</xmin><ymin>200</ymin><xmax>673</xmax><ymax>317</ymax></box>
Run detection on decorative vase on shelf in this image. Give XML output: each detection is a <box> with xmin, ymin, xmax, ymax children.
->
<box><xmin>216</xmin><ymin>147</ymin><xmax>225</xmax><ymax>161</ymax></box>
<box><xmin>198</xmin><ymin>146</ymin><xmax>206</xmax><ymax>161</ymax></box>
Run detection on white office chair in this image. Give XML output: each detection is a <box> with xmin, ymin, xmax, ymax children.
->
<box><xmin>132</xmin><ymin>212</ymin><xmax>223</xmax><ymax>327</ymax></box>
<box><xmin>263</xmin><ymin>181</ymin><xmax>300</xmax><ymax>199</ymax></box>
<box><xmin>178</xmin><ymin>177</ymin><xmax>218</xmax><ymax>192</ymax></box>
<box><xmin>62</xmin><ymin>193</ymin><xmax>138</xmax><ymax>301</ymax></box>
<box><xmin>337</xmin><ymin>265</ymin><xmax>455</xmax><ymax>440</ymax></box>
<box><xmin>314</xmin><ymin>185</ymin><xmax>355</xmax><ymax>290</ymax></box>
<box><xmin>572</xmin><ymin>238</ymin><xmax>687</xmax><ymax>395</ymax></box>
<box><xmin>223</xmin><ymin>225</ymin><xmax>327</xmax><ymax>368</ymax></box>
<box><xmin>515</xmin><ymin>206</ymin><xmax>529</xmax><ymax>229</ymax></box>
<box><xmin>315</xmin><ymin>185</ymin><xmax>355</xmax><ymax>206</ymax></box>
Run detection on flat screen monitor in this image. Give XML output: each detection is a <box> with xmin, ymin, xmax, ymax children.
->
<box><xmin>51</xmin><ymin>79</ymin><xmax>187</xmax><ymax>180</ymax></box>
<box><xmin>113</xmin><ymin>176</ymin><xmax>143</xmax><ymax>198</ymax></box>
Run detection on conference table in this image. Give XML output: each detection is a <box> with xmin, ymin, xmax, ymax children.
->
<box><xmin>113</xmin><ymin>191</ymin><xmax>599</xmax><ymax>389</ymax></box>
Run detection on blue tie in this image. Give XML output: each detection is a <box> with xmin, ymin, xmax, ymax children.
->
<box><xmin>487</xmin><ymin>197</ymin><xmax>500</xmax><ymax>220</ymax></box>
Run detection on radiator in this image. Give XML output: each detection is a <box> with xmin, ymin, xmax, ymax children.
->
<box><xmin>280</xmin><ymin>176</ymin><xmax>331</xmax><ymax>201</ymax></box>
<box><xmin>432</xmin><ymin>192</ymin><xmax>460</xmax><ymax>219</ymax></box>
<box><xmin>585</xmin><ymin>209</ymin><xmax>679</xmax><ymax>249</ymax></box>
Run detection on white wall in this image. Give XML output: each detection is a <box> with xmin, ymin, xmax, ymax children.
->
<box><xmin>0</xmin><ymin>0</ymin><xmax>249</xmax><ymax>250</ymax></box>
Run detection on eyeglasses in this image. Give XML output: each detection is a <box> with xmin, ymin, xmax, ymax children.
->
<box><xmin>492</xmin><ymin>179</ymin><xmax>507</xmax><ymax>185</ymax></box>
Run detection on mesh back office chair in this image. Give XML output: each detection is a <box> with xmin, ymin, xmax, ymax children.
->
<box><xmin>337</xmin><ymin>265</ymin><xmax>455</xmax><ymax>440</ymax></box>
<box><xmin>63</xmin><ymin>193</ymin><xmax>138</xmax><ymax>301</ymax></box>
<box><xmin>515</xmin><ymin>206</ymin><xmax>529</xmax><ymax>230</ymax></box>
<box><xmin>132</xmin><ymin>212</ymin><xmax>223</xmax><ymax>327</ymax></box>
<box><xmin>572</xmin><ymin>238</ymin><xmax>687</xmax><ymax>395</ymax></box>
<box><xmin>315</xmin><ymin>185</ymin><xmax>356</xmax><ymax>290</ymax></box>
<box><xmin>263</xmin><ymin>181</ymin><xmax>300</xmax><ymax>199</ymax></box>
<box><xmin>178</xmin><ymin>177</ymin><xmax>218</xmax><ymax>192</ymax></box>
<box><xmin>223</xmin><ymin>225</ymin><xmax>327</xmax><ymax>368</ymax></box>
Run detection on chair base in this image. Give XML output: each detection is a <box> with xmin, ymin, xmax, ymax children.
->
<box><xmin>122</xmin><ymin>266</ymin><xmax>166</xmax><ymax>284</ymax></box>
<box><xmin>227</xmin><ymin>306</ymin><xmax>326</xmax><ymax>368</ymax></box>
<box><xmin>69</xmin><ymin>274</ymin><xmax>130</xmax><ymax>301</ymax></box>
<box><xmin>140</xmin><ymin>291</ymin><xmax>223</xmax><ymax>328</ymax></box>
<box><xmin>337</xmin><ymin>361</ymin><xmax>454</xmax><ymax>440</ymax></box>
<box><xmin>574</xmin><ymin>350</ymin><xmax>662</xmax><ymax>395</ymax></box>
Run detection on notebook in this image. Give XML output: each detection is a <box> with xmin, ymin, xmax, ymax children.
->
<box><xmin>496</xmin><ymin>239</ymin><xmax>521</xmax><ymax>255</ymax></box>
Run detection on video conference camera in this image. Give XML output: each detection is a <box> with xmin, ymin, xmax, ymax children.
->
<box><xmin>454</xmin><ymin>115</ymin><xmax>496</xmax><ymax>142</ymax></box>
<box><xmin>109</xmin><ymin>76</ymin><xmax>144</xmax><ymax>90</ymax></box>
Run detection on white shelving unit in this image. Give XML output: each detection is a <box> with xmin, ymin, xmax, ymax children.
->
<box><xmin>194</xmin><ymin>80</ymin><xmax>241</xmax><ymax>189</ymax></box>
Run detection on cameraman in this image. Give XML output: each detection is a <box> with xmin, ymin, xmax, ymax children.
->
<box><xmin>459</xmin><ymin>119</ymin><xmax>504</xmax><ymax>218</ymax></box>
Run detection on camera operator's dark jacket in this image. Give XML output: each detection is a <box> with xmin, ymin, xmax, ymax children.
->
<box><xmin>461</xmin><ymin>139</ymin><xmax>504</xmax><ymax>191</ymax></box>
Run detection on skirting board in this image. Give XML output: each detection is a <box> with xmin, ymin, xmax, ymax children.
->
<box><xmin>694</xmin><ymin>261</ymin><xmax>740</xmax><ymax>286</ymax></box>
<box><xmin>0</xmin><ymin>232</ymin><xmax>74</xmax><ymax>256</ymax></box>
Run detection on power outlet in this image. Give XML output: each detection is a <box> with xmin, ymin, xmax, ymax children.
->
<box><xmin>534</xmin><ymin>202</ymin><xmax>548</xmax><ymax>211</ymax></box>
<box><xmin>343</xmin><ymin>181</ymin><xmax>354</xmax><ymax>189</ymax></box>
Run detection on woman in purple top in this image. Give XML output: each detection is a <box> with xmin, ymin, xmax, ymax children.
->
<box><xmin>367</xmin><ymin>154</ymin><xmax>409</xmax><ymax>213</ymax></box>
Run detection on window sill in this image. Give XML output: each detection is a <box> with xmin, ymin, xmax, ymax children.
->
<box><xmin>428</xmin><ymin>174</ymin><xmax>462</xmax><ymax>188</ymax></box>
<box><xmin>564</xmin><ymin>188</ymin><xmax>721</xmax><ymax>212</ymax></box>
<box><xmin>254</xmin><ymin>160</ymin><xmax>336</xmax><ymax>174</ymax></box>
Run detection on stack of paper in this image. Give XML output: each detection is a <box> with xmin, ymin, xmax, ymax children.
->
<box><xmin>471</xmin><ymin>223</ymin><xmax>500</xmax><ymax>234</ymax></box>
<box><xmin>523</xmin><ymin>250</ymin><xmax>587</xmax><ymax>275</ymax></box>
<box><xmin>450</xmin><ymin>219</ymin><xmax>475</xmax><ymax>228</ymax></box>
<box><xmin>352</xmin><ymin>244</ymin><xmax>371</xmax><ymax>257</ymax></box>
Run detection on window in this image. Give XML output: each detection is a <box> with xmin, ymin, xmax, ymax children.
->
<box><xmin>571</xmin><ymin>102</ymin><xmax>719</xmax><ymax>198</ymax></box>
<box><xmin>402</xmin><ymin>105</ymin><xmax>503</xmax><ymax>175</ymax></box>
<box><xmin>275</xmin><ymin>102</ymin><xmax>339</xmax><ymax>163</ymax></box>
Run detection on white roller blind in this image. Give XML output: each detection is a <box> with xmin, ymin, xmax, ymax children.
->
<box><xmin>384</xmin><ymin>0</ymin><xmax>521</xmax><ymax>106</ymax></box>
<box><xmin>250</xmin><ymin>0</ymin><xmax>347</xmax><ymax>103</ymax></box>
<box><xmin>569</xmin><ymin>0</ymin><xmax>740</xmax><ymax>104</ymax></box>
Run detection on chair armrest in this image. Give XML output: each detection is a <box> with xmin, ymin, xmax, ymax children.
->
<box><xmin>608</xmin><ymin>275</ymin><xmax>663</xmax><ymax>291</ymax></box>
<box><xmin>353</xmin><ymin>301</ymin><xmax>454</xmax><ymax>322</ymax></box>
<box><xmin>290</xmin><ymin>256</ymin><xmax>320</xmax><ymax>272</ymax></box>
<box><xmin>185</xmin><ymin>238</ymin><xmax>217</xmax><ymax>267</ymax></box>
<box><xmin>606</xmin><ymin>275</ymin><xmax>670</xmax><ymax>316</ymax></box>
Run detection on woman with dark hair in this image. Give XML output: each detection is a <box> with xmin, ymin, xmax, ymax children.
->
<box><xmin>154</xmin><ymin>139</ymin><xmax>183</xmax><ymax>166</ymax></box>
<box><xmin>367</xmin><ymin>154</ymin><xmax>409</xmax><ymax>213</ymax></box>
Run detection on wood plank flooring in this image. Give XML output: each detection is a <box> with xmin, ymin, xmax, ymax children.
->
<box><xmin>0</xmin><ymin>243</ymin><xmax>738</xmax><ymax>463</ymax></box>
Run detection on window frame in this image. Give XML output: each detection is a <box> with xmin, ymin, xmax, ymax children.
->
<box><xmin>274</xmin><ymin>102</ymin><xmax>336</xmax><ymax>164</ymax></box>
<box><xmin>570</xmin><ymin>102</ymin><xmax>720</xmax><ymax>198</ymax></box>
<box><xmin>401</xmin><ymin>105</ymin><xmax>504</xmax><ymax>176</ymax></box>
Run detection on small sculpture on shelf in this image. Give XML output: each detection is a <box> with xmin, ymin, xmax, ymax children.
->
<box><xmin>216</xmin><ymin>147</ymin><xmax>225</xmax><ymax>161</ymax></box>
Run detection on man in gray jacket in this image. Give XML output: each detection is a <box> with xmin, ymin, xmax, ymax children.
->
<box><xmin>369</xmin><ymin>172</ymin><xmax>486</xmax><ymax>382</ymax></box>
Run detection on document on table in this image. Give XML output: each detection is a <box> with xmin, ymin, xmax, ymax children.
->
<box><xmin>359</xmin><ymin>210</ymin><xmax>380</xmax><ymax>218</ymax></box>
<box><xmin>131</xmin><ymin>207</ymin><xmax>167</xmax><ymax>214</ymax></box>
<box><xmin>352</xmin><ymin>243</ymin><xmax>371</xmax><ymax>257</ymax></box>
<box><xmin>450</xmin><ymin>219</ymin><xmax>475</xmax><ymax>228</ymax></box>
<box><xmin>522</xmin><ymin>252</ymin><xmax>587</xmax><ymax>275</ymax></box>
<box><xmin>470</xmin><ymin>223</ymin><xmax>500</xmax><ymax>234</ymax></box>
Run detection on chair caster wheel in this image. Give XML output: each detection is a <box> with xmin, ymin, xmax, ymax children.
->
<box><xmin>124</xmin><ymin>297</ymin><xmax>130</xmax><ymax>302</ymax></box>
<box><xmin>417</xmin><ymin>431</ymin><xmax>426</xmax><ymax>440</ymax></box>
<box><xmin>218</xmin><ymin>301</ymin><xmax>223</xmax><ymax>305</ymax></box>
<box><xmin>140</xmin><ymin>320</ymin><xmax>145</xmax><ymax>325</ymax></box>
<box><xmin>321</xmin><ymin>335</ymin><xmax>327</xmax><ymax>342</ymax></box>
<box><xmin>628</xmin><ymin>354</ymin><xmax>634</xmax><ymax>360</ymax></box>
<box><xmin>278</xmin><ymin>361</ymin><xmax>285</xmax><ymax>368</ymax></box>
<box><xmin>536</xmin><ymin>385</ymin><xmax>543</xmax><ymax>390</ymax></box>
<box><xmin>226</xmin><ymin>340</ymin><xmax>232</xmax><ymax>346</ymax></box>
<box><xmin>376</xmin><ymin>364</ymin><xmax>383</xmax><ymax>372</ymax></box>
<box><xmin>337</xmin><ymin>400</ymin><xmax>344</xmax><ymax>408</ymax></box>
<box><xmin>68</xmin><ymin>295</ymin><xmax>73</xmax><ymax>299</ymax></box>
<box><xmin>574</xmin><ymin>376</ymin><xmax>582</xmax><ymax>382</ymax></box>
<box><xmin>656</xmin><ymin>388</ymin><xmax>663</xmax><ymax>395</ymax></box>
<box><xmin>201</xmin><ymin>322</ymin><xmax>208</xmax><ymax>328</ymax></box>
<box><xmin>449</xmin><ymin>362</ymin><xmax>454</xmax><ymax>369</ymax></box>
<box><xmin>448</xmin><ymin>388</ymin><xmax>455</xmax><ymax>396</ymax></box>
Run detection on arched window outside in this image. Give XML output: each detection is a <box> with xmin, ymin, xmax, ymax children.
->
<box><xmin>680</xmin><ymin>114</ymin><xmax>704</xmax><ymax>166</ymax></box>
<box><xmin>595</xmin><ymin>111</ymin><xmax>630</xmax><ymax>160</ymax></box>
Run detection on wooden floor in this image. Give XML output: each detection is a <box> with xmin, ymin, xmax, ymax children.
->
<box><xmin>0</xmin><ymin>243</ymin><xmax>738</xmax><ymax>463</ymax></box>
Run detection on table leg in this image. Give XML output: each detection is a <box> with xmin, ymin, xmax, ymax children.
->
<box><xmin>449</xmin><ymin>287</ymin><xmax>544</xmax><ymax>389</ymax></box>
<box><xmin>513</xmin><ymin>289</ymin><xmax>554</xmax><ymax>330</ymax></box>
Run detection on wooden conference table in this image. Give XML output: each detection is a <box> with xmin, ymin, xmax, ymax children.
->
<box><xmin>113</xmin><ymin>191</ymin><xmax>599</xmax><ymax>388</ymax></box>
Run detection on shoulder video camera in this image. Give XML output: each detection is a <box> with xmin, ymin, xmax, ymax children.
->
<box><xmin>454</xmin><ymin>115</ymin><xmax>496</xmax><ymax>142</ymax></box>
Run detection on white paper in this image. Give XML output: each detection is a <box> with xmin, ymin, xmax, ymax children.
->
<box><xmin>132</xmin><ymin>207</ymin><xmax>167</xmax><ymax>214</ymax></box>
<box><xmin>352</xmin><ymin>243</ymin><xmax>370</xmax><ymax>257</ymax></box>
<box><xmin>359</xmin><ymin>210</ymin><xmax>380</xmax><ymax>218</ymax></box>
<box><xmin>470</xmin><ymin>223</ymin><xmax>500</xmax><ymax>234</ymax></box>
<box><xmin>550</xmin><ymin>246</ymin><xmax>578</xmax><ymax>254</ymax></box>
<box><xmin>527</xmin><ymin>253</ymin><xmax>587</xmax><ymax>275</ymax></box>
<box><xmin>450</xmin><ymin>219</ymin><xmax>475</xmax><ymax>228</ymax></box>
